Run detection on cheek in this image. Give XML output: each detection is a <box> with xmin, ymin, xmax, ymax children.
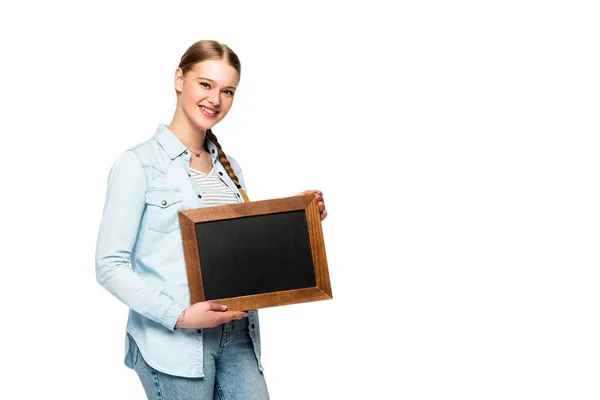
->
<box><xmin>218</xmin><ymin>108</ymin><xmax>231</xmax><ymax>120</ymax></box>
<box><xmin>220</xmin><ymin>98</ymin><xmax>234</xmax><ymax>113</ymax></box>
<box><xmin>185</xmin><ymin>94</ymin><xmax>203</xmax><ymax>114</ymax></box>
<box><xmin>183</xmin><ymin>86</ymin><xmax>203</xmax><ymax>104</ymax></box>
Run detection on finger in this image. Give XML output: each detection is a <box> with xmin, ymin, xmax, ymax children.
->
<box><xmin>207</xmin><ymin>302</ymin><xmax>228</xmax><ymax>311</ymax></box>
<box><xmin>218</xmin><ymin>311</ymin><xmax>248</xmax><ymax>323</ymax></box>
<box><xmin>321</xmin><ymin>209</ymin><xmax>328</xmax><ymax>220</ymax></box>
<box><xmin>296</xmin><ymin>190</ymin><xmax>317</xmax><ymax>196</ymax></box>
<box><xmin>318</xmin><ymin>201</ymin><xmax>326</xmax><ymax>215</ymax></box>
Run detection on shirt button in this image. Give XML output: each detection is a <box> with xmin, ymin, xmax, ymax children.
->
<box><xmin>161</xmin><ymin>200</ymin><xmax>167</xmax><ymax>206</ymax></box>
<box><xmin>211</xmin><ymin>149</ymin><xmax>215</xmax><ymax>154</ymax></box>
<box><xmin>237</xmin><ymin>193</ymin><xmax>240</xmax><ymax>197</ymax></box>
<box><xmin>198</xmin><ymin>194</ymin><xmax>202</xmax><ymax>198</ymax></box>
<box><xmin>197</xmin><ymin>329</ymin><xmax>202</xmax><ymax>334</ymax></box>
<box><xmin>184</xmin><ymin>150</ymin><xmax>188</xmax><ymax>155</ymax></box>
<box><xmin>251</xmin><ymin>324</ymin><xmax>255</xmax><ymax>329</ymax></box>
<box><xmin>218</xmin><ymin>171</ymin><xmax>223</xmax><ymax>176</ymax></box>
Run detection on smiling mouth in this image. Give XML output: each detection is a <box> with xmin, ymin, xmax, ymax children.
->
<box><xmin>199</xmin><ymin>105</ymin><xmax>219</xmax><ymax>117</ymax></box>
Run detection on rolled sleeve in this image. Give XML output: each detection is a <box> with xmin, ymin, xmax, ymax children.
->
<box><xmin>95</xmin><ymin>150</ymin><xmax>186</xmax><ymax>331</ymax></box>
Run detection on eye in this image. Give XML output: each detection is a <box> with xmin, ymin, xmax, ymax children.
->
<box><xmin>223</xmin><ymin>89</ymin><xmax>234</xmax><ymax>96</ymax></box>
<box><xmin>200</xmin><ymin>82</ymin><xmax>210</xmax><ymax>88</ymax></box>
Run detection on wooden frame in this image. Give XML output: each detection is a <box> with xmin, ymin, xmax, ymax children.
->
<box><xmin>178</xmin><ymin>194</ymin><xmax>332</xmax><ymax>311</ymax></box>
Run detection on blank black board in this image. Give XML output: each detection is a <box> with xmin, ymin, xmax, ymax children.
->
<box><xmin>195</xmin><ymin>210</ymin><xmax>317</xmax><ymax>300</ymax></box>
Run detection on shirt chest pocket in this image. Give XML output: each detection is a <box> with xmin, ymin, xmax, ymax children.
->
<box><xmin>145</xmin><ymin>189</ymin><xmax>184</xmax><ymax>234</ymax></box>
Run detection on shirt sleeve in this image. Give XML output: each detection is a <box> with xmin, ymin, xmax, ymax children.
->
<box><xmin>95</xmin><ymin>150</ymin><xmax>186</xmax><ymax>331</ymax></box>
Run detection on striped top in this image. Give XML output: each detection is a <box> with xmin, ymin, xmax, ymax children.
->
<box><xmin>189</xmin><ymin>166</ymin><xmax>240</xmax><ymax>206</ymax></box>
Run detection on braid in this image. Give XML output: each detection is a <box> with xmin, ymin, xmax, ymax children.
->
<box><xmin>205</xmin><ymin>129</ymin><xmax>241</xmax><ymax>188</ymax></box>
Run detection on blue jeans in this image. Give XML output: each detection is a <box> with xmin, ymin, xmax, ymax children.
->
<box><xmin>130</xmin><ymin>317</ymin><xmax>270</xmax><ymax>400</ymax></box>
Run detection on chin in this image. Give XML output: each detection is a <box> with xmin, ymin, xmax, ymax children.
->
<box><xmin>190</xmin><ymin>117</ymin><xmax>216</xmax><ymax>132</ymax></box>
<box><xmin>200</xmin><ymin>120</ymin><xmax>218</xmax><ymax>130</ymax></box>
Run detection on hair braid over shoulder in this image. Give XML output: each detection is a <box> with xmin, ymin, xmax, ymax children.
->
<box><xmin>205</xmin><ymin>129</ymin><xmax>241</xmax><ymax>188</ymax></box>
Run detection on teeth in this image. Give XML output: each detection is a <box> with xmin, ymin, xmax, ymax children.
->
<box><xmin>201</xmin><ymin>106</ymin><xmax>216</xmax><ymax>114</ymax></box>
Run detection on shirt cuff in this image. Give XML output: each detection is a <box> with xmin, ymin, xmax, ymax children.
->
<box><xmin>161</xmin><ymin>301</ymin><xmax>187</xmax><ymax>332</ymax></box>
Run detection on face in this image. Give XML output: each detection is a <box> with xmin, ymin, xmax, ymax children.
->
<box><xmin>174</xmin><ymin>59</ymin><xmax>240</xmax><ymax>131</ymax></box>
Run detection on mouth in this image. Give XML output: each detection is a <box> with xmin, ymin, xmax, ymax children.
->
<box><xmin>199</xmin><ymin>105</ymin><xmax>219</xmax><ymax>118</ymax></box>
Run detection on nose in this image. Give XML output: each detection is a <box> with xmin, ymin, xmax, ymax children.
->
<box><xmin>208</xmin><ymin>90</ymin><xmax>220</xmax><ymax>106</ymax></box>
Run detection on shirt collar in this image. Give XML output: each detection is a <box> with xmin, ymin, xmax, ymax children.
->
<box><xmin>154</xmin><ymin>124</ymin><xmax>219</xmax><ymax>162</ymax></box>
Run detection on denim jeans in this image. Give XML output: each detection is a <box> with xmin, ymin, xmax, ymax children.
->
<box><xmin>130</xmin><ymin>317</ymin><xmax>270</xmax><ymax>400</ymax></box>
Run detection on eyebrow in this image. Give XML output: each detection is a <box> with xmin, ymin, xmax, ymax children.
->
<box><xmin>196</xmin><ymin>77</ymin><xmax>237</xmax><ymax>90</ymax></box>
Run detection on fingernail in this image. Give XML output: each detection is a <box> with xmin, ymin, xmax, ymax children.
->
<box><xmin>222</xmin><ymin>305</ymin><xmax>227</xmax><ymax>310</ymax></box>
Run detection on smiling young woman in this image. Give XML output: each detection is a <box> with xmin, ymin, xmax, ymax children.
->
<box><xmin>95</xmin><ymin>40</ymin><xmax>327</xmax><ymax>399</ymax></box>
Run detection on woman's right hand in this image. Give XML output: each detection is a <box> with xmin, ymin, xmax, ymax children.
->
<box><xmin>176</xmin><ymin>302</ymin><xmax>248</xmax><ymax>329</ymax></box>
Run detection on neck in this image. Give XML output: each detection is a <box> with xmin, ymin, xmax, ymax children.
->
<box><xmin>168</xmin><ymin>107</ymin><xmax>207</xmax><ymax>151</ymax></box>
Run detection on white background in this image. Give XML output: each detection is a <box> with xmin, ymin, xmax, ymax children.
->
<box><xmin>1</xmin><ymin>1</ymin><xmax>599</xmax><ymax>399</ymax></box>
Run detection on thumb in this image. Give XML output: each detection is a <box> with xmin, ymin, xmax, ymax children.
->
<box><xmin>296</xmin><ymin>190</ymin><xmax>316</xmax><ymax>196</ymax></box>
<box><xmin>206</xmin><ymin>302</ymin><xmax>228</xmax><ymax>311</ymax></box>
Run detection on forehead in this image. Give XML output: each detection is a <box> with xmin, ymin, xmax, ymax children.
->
<box><xmin>188</xmin><ymin>59</ymin><xmax>239</xmax><ymax>87</ymax></box>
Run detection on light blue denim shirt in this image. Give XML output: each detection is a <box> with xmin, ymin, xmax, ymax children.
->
<box><xmin>95</xmin><ymin>124</ymin><xmax>263</xmax><ymax>378</ymax></box>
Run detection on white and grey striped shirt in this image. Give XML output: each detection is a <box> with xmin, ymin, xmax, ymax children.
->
<box><xmin>189</xmin><ymin>166</ymin><xmax>240</xmax><ymax>206</ymax></box>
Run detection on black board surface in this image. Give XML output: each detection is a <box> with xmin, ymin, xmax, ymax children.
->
<box><xmin>195</xmin><ymin>210</ymin><xmax>317</xmax><ymax>300</ymax></box>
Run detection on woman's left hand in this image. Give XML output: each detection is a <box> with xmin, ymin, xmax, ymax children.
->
<box><xmin>295</xmin><ymin>190</ymin><xmax>327</xmax><ymax>221</ymax></box>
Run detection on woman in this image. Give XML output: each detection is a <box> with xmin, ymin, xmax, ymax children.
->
<box><xmin>95</xmin><ymin>40</ymin><xmax>327</xmax><ymax>399</ymax></box>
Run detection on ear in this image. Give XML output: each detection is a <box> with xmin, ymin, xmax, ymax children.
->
<box><xmin>174</xmin><ymin>67</ymin><xmax>184</xmax><ymax>94</ymax></box>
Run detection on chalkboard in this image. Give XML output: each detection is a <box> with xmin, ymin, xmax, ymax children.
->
<box><xmin>178</xmin><ymin>194</ymin><xmax>332</xmax><ymax>311</ymax></box>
